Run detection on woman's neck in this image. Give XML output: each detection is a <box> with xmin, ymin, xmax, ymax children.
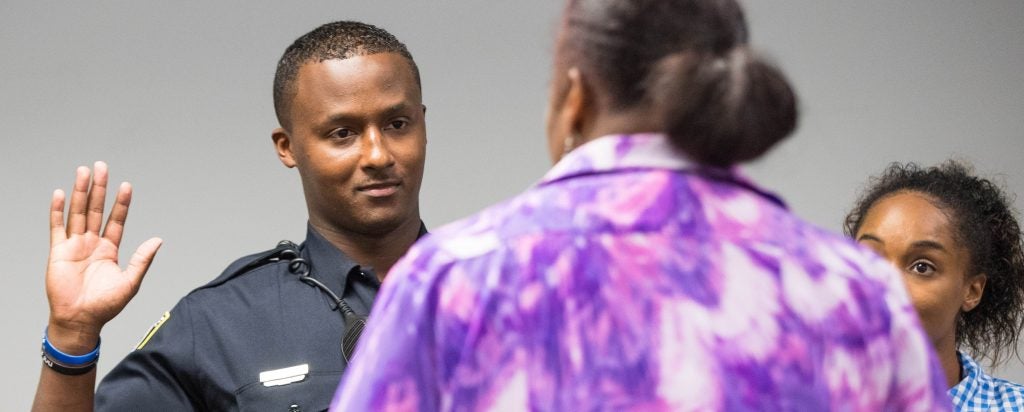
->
<box><xmin>574</xmin><ymin>102</ymin><xmax>664</xmax><ymax>145</ymax></box>
<box><xmin>935</xmin><ymin>335</ymin><xmax>963</xmax><ymax>389</ymax></box>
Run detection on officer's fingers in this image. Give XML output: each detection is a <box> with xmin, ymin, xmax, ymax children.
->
<box><xmin>125</xmin><ymin>237</ymin><xmax>163</xmax><ymax>291</ymax></box>
<box><xmin>50</xmin><ymin>189</ymin><xmax>68</xmax><ymax>247</ymax></box>
<box><xmin>66</xmin><ymin>166</ymin><xmax>91</xmax><ymax>236</ymax></box>
<box><xmin>85</xmin><ymin>161</ymin><xmax>109</xmax><ymax>235</ymax></box>
<box><xmin>102</xmin><ymin>182</ymin><xmax>133</xmax><ymax>247</ymax></box>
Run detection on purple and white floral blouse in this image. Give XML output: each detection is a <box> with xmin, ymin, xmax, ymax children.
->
<box><xmin>332</xmin><ymin>133</ymin><xmax>951</xmax><ymax>411</ymax></box>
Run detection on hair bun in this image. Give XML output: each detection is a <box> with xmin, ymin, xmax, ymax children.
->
<box><xmin>664</xmin><ymin>48</ymin><xmax>799</xmax><ymax>167</ymax></box>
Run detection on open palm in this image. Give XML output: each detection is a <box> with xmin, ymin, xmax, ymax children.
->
<box><xmin>46</xmin><ymin>162</ymin><xmax>162</xmax><ymax>336</ymax></box>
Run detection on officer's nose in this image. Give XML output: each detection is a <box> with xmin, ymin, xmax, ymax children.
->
<box><xmin>361</xmin><ymin>128</ymin><xmax>395</xmax><ymax>170</ymax></box>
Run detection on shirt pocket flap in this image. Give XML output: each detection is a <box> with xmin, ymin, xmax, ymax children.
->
<box><xmin>236</xmin><ymin>371</ymin><xmax>341</xmax><ymax>411</ymax></box>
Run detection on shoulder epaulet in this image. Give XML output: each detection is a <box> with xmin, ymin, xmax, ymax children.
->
<box><xmin>190</xmin><ymin>240</ymin><xmax>302</xmax><ymax>292</ymax></box>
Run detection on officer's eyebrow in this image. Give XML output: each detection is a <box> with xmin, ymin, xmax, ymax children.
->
<box><xmin>317</xmin><ymin>102</ymin><xmax>415</xmax><ymax>128</ymax></box>
<box><xmin>318</xmin><ymin>112</ymin><xmax>358</xmax><ymax>127</ymax></box>
<box><xmin>381</xmin><ymin>102</ymin><xmax>413</xmax><ymax>118</ymax></box>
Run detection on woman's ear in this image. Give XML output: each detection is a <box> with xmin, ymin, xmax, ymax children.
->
<box><xmin>561</xmin><ymin>67</ymin><xmax>588</xmax><ymax>136</ymax></box>
<box><xmin>551</xmin><ymin>68</ymin><xmax>590</xmax><ymax>138</ymax></box>
<box><xmin>547</xmin><ymin>67</ymin><xmax>593</xmax><ymax>163</ymax></box>
<box><xmin>962</xmin><ymin>273</ymin><xmax>988</xmax><ymax>312</ymax></box>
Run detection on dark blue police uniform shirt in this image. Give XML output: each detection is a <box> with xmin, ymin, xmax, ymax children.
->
<box><xmin>95</xmin><ymin>224</ymin><xmax>424</xmax><ymax>411</ymax></box>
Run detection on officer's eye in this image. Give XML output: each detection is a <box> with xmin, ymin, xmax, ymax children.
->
<box><xmin>329</xmin><ymin>128</ymin><xmax>355</xmax><ymax>139</ymax></box>
<box><xmin>386</xmin><ymin>120</ymin><xmax>409</xmax><ymax>131</ymax></box>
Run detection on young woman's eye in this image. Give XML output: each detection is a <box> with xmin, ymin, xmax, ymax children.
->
<box><xmin>910</xmin><ymin>261</ymin><xmax>936</xmax><ymax>275</ymax></box>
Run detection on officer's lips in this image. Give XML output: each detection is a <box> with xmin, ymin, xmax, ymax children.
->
<box><xmin>357</xmin><ymin>180</ymin><xmax>401</xmax><ymax>197</ymax></box>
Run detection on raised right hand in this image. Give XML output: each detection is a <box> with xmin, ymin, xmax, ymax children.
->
<box><xmin>45</xmin><ymin>162</ymin><xmax>162</xmax><ymax>352</ymax></box>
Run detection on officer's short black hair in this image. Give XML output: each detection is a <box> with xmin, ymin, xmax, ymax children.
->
<box><xmin>272</xmin><ymin>21</ymin><xmax>421</xmax><ymax>130</ymax></box>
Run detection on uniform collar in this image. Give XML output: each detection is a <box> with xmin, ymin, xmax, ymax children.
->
<box><xmin>302</xmin><ymin>223</ymin><xmax>362</xmax><ymax>294</ymax></box>
<box><xmin>300</xmin><ymin>222</ymin><xmax>429</xmax><ymax>293</ymax></box>
<box><xmin>540</xmin><ymin>133</ymin><xmax>786</xmax><ymax>208</ymax></box>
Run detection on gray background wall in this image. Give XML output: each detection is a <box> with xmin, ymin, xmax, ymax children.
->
<box><xmin>2</xmin><ymin>1</ymin><xmax>1021</xmax><ymax>406</ymax></box>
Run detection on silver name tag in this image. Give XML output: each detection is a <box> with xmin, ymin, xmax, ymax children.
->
<box><xmin>259</xmin><ymin>363</ymin><xmax>309</xmax><ymax>387</ymax></box>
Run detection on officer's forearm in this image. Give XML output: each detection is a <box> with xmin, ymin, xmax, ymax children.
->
<box><xmin>32</xmin><ymin>365</ymin><xmax>96</xmax><ymax>412</ymax></box>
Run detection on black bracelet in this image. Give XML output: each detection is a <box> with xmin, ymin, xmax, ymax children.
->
<box><xmin>41</xmin><ymin>351</ymin><xmax>96</xmax><ymax>376</ymax></box>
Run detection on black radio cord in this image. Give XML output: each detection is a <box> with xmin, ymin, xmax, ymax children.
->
<box><xmin>279</xmin><ymin>241</ymin><xmax>367</xmax><ymax>363</ymax></box>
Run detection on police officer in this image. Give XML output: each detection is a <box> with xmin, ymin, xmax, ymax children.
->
<box><xmin>33</xmin><ymin>21</ymin><xmax>428</xmax><ymax>411</ymax></box>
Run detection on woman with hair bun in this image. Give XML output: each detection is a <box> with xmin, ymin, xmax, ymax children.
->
<box><xmin>847</xmin><ymin>160</ymin><xmax>1024</xmax><ymax>411</ymax></box>
<box><xmin>333</xmin><ymin>1</ymin><xmax>950</xmax><ymax>410</ymax></box>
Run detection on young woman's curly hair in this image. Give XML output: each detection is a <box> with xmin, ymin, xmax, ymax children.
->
<box><xmin>845</xmin><ymin>160</ymin><xmax>1024</xmax><ymax>366</ymax></box>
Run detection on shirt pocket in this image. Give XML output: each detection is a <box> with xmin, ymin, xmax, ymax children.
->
<box><xmin>235</xmin><ymin>371</ymin><xmax>341</xmax><ymax>412</ymax></box>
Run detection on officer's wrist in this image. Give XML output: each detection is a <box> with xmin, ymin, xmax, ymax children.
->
<box><xmin>46</xmin><ymin>320</ymin><xmax>101</xmax><ymax>355</ymax></box>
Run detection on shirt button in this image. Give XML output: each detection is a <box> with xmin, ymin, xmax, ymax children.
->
<box><xmin>289</xmin><ymin>404</ymin><xmax>301</xmax><ymax>412</ymax></box>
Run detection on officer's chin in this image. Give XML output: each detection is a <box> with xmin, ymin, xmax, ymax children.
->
<box><xmin>351</xmin><ymin>210</ymin><xmax>414</xmax><ymax>236</ymax></box>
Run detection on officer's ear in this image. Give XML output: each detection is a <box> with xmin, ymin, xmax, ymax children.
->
<box><xmin>272</xmin><ymin>127</ymin><xmax>297</xmax><ymax>168</ymax></box>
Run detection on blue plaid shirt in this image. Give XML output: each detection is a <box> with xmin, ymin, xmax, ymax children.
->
<box><xmin>950</xmin><ymin>351</ymin><xmax>1024</xmax><ymax>411</ymax></box>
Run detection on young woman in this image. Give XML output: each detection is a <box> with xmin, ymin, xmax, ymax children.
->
<box><xmin>332</xmin><ymin>1</ymin><xmax>950</xmax><ymax>410</ymax></box>
<box><xmin>847</xmin><ymin>161</ymin><xmax>1024</xmax><ymax>410</ymax></box>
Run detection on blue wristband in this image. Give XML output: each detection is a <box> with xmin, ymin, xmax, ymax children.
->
<box><xmin>42</xmin><ymin>327</ymin><xmax>100</xmax><ymax>366</ymax></box>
